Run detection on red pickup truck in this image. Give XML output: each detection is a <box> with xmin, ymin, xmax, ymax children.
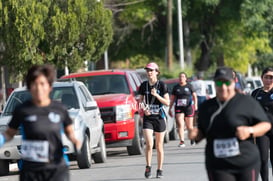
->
<box><xmin>61</xmin><ymin>70</ymin><xmax>144</xmax><ymax>155</ymax></box>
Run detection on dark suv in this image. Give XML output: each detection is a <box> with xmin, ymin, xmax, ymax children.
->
<box><xmin>61</xmin><ymin>70</ymin><xmax>144</xmax><ymax>155</ymax></box>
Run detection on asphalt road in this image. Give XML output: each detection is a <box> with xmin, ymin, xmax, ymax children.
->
<box><xmin>1</xmin><ymin>138</ymin><xmax>272</xmax><ymax>181</ymax></box>
<box><xmin>70</xmin><ymin>139</ymin><xmax>207</xmax><ymax>181</ymax></box>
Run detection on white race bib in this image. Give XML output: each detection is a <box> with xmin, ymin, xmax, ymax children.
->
<box><xmin>21</xmin><ymin>140</ymin><xmax>49</xmax><ymax>162</ymax></box>
<box><xmin>177</xmin><ymin>99</ymin><xmax>187</xmax><ymax>106</ymax></box>
<box><xmin>149</xmin><ymin>104</ymin><xmax>160</xmax><ymax>115</ymax></box>
<box><xmin>213</xmin><ymin>138</ymin><xmax>240</xmax><ymax>158</ymax></box>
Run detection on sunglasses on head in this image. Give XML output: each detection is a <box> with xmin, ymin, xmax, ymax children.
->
<box><xmin>215</xmin><ymin>80</ymin><xmax>232</xmax><ymax>87</ymax></box>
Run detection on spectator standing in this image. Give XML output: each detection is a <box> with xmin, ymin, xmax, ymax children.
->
<box><xmin>251</xmin><ymin>67</ymin><xmax>273</xmax><ymax>181</ymax></box>
<box><xmin>0</xmin><ymin>65</ymin><xmax>81</xmax><ymax>181</ymax></box>
<box><xmin>191</xmin><ymin>73</ymin><xmax>207</xmax><ymax>107</ymax></box>
<box><xmin>138</xmin><ymin>62</ymin><xmax>170</xmax><ymax>179</ymax></box>
<box><xmin>189</xmin><ymin>66</ymin><xmax>271</xmax><ymax>181</ymax></box>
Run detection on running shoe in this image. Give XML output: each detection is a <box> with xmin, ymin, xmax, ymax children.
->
<box><xmin>145</xmin><ymin>166</ymin><xmax>152</xmax><ymax>179</ymax></box>
<box><xmin>178</xmin><ymin>141</ymin><xmax>185</xmax><ymax>147</ymax></box>
<box><xmin>156</xmin><ymin>169</ymin><xmax>163</xmax><ymax>178</ymax></box>
<box><xmin>190</xmin><ymin>140</ymin><xmax>196</xmax><ymax>145</ymax></box>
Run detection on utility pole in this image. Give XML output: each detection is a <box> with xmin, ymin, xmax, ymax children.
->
<box><xmin>167</xmin><ymin>0</ymin><xmax>173</xmax><ymax>70</ymax></box>
<box><xmin>177</xmin><ymin>0</ymin><xmax>184</xmax><ymax>70</ymax></box>
<box><xmin>104</xmin><ymin>50</ymin><xmax>109</xmax><ymax>70</ymax></box>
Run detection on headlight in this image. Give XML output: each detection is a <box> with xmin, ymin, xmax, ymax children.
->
<box><xmin>115</xmin><ymin>104</ymin><xmax>133</xmax><ymax>121</ymax></box>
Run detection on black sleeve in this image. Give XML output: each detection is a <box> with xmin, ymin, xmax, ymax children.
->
<box><xmin>160</xmin><ymin>81</ymin><xmax>168</xmax><ymax>95</ymax></box>
<box><xmin>251</xmin><ymin>88</ymin><xmax>260</xmax><ymax>98</ymax></box>
<box><xmin>188</xmin><ymin>84</ymin><xmax>195</xmax><ymax>94</ymax></box>
<box><xmin>8</xmin><ymin>107</ymin><xmax>22</xmax><ymax>130</ymax></box>
<box><xmin>171</xmin><ymin>84</ymin><xmax>177</xmax><ymax>95</ymax></box>
<box><xmin>63</xmin><ymin>109</ymin><xmax>73</xmax><ymax>128</ymax></box>
<box><xmin>197</xmin><ymin>99</ymin><xmax>218</xmax><ymax>136</ymax></box>
<box><xmin>59</xmin><ymin>103</ymin><xmax>73</xmax><ymax>128</ymax></box>
<box><xmin>249</xmin><ymin>98</ymin><xmax>270</xmax><ymax>125</ymax></box>
<box><xmin>138</xmin><ymin>81</ymin><xmax>147</xmax><ymax>95</ymax></box>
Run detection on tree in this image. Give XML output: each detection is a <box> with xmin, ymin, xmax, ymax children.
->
<box><xmin>107</xmin><ymin>0</ymin><xmax>273</xmax><ymax>75</ymax></box>
<box><xmin>107</xmin><ymin>0</ymin><xmax>168</xmax><ymax>62</ymax></box>
<box><xmin>0</xmin><ymin>0</ymin><xmax>113</xmax><ymax>80</ymax></box>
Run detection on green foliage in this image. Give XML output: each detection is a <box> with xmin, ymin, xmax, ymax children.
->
<box><xmin>119</xmin><ymin>4</ymin><xmax>154</xmax><ymax>28</ymax></box>
<box><xmin>160</xmin><ymin>62</ymin><xmax>194</xmax><ymax>80</ymax></box>
<box><xmin>254</xmin><ymin>53</ymin><xmax>273</xmax><ymax>70</ymax></box>
<box><xmin>108</xmin><ymin>0</ymin><xmax>273</xmax><ymax>75</ymax></box>
<box><xmin>0</xmin><ymin>0</ymin><xmax>113</xmax><ymax>81</ymax></box>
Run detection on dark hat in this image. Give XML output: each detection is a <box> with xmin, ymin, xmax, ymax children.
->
<box><xmin>214</xmin><ymin>67</ymin><xmax>233</xmax><ymax>81</ymax></box>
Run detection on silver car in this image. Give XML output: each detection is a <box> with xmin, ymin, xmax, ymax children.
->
<box><xmin>0</xmin><ymin>81</ymin><xmax>106</xmax><ymax>176</ymax></box>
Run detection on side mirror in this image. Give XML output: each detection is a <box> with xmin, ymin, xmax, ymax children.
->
<box><xmin>247</xmin><ymin>83</ymin><xmax>251</xmax><ymax>88</ymax></box>
<box><xmin>84</xmin><ymin>101</ymin><xmax>97</xmax><ymax>111</ymax></box>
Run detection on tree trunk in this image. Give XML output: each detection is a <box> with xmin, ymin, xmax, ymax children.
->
<box><xmin>216</xmin><ymin>53</ymin><xmax>224</xmax><ymax>67</ymax></box>
<box><xmin>167</xmin><ymin>0</ymin><xmax>173</xmax><ymax>70</ymax></box>
<box><xmin>184</xmin><ymin>20</ymin><xmax>192</xmax><ymax>67</ymax></box>
<box><xmin>195</xmin><ymin>41</ymin><xmax>210</xmax><ymax>71</ymax></box>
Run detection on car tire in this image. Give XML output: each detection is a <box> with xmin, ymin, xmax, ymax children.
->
<box><xmin>127</xmin><ymin>114</ymin><xmax>144</xmax><ymax>155</ymax></box>
<box><xmin>0</xmin><ymin>160</ymin><xmax>9</xmax><ymax>176</ymax></box>
<box><xmin>93</xmin><ymin>134</ymin><xmax>107</xmax><ymax>163</ymax></box>
<box><xmin>77</xmin><ymin>134</ymin><xmax>92</xmax><ymax>169</ymax></box>
<box><xmin>169</xmin><ymin>120</ymin><xmax>179</xmax><ymax>140</ymax></box>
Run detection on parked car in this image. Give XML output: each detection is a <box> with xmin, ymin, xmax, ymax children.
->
<box><xmin>161</xmin><ymin>78</ymin><xmax>180</xmax><ymax>141</ymax></box>
<box><xmin>0</xmin><ymin>81</ymin><xmax>106</xmax><ymax>176</ymax></box>
<box><xmin>163</xmin><ymin>78</ymin><xmax>179</xmax><ymax>94</ymax></box>
<box><xmin>61</xmin><ymin>70</ymin><xmax>145</xmax><ymax>155</ymax></box>
<box><xmin>204</xmin><ymin>80</ymin><xmax>216</xmax><ymax>99</ymax></box>
<box><xmin>246</xmin><ymin>77</ymin><xmax>263</xmax><ymax>91</ymax></box>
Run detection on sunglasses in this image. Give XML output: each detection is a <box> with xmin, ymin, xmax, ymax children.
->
<box><xmin>145</xmin><ymin>68</ymin><xmax>155</xmax><ymax>72</ymax></box>
<box><xmin>215</xmin><ymin>80</ymin><xmax>231</xmax><ymax>87</ymax></box>
<box><xmin>263</xmin><ymin>75</ymin><xmax>273</xmax><ymax>80</ymax></box>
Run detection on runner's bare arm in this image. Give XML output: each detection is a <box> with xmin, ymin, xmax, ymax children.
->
<box><xmin>188</xmin><ymin>127</ymin><xmax>204</xmax><ymax>143</ymax></box>
<box><xmin>65</xmin><ymin>124</ymin><xmax>82</xmax><ymax>150</ymax></box>
<box><xmin>168</xmin><ymin>95</ymin><xmax>176</xmax><ymax>117</ymax></box>
<box><xmin>236</xmin><ymin>122</ymin><xmax>271</xmax><ymax>140</ymax></box>
<box><xmin>3</xmin><ymin>128</ymin><xmax>17</xmax><ymax>141</ymax></box>
<box><xmin>192</xmin><ymin>92</ymin><xmax>198</xmax><ymax>111</ymax></box>
<box><xmin>151</xmin><ymin>88</ymin><xmax>170</xmax><ymax>106</ymax></box>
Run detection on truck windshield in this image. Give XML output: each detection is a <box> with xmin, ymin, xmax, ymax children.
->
<box><xmin>75</xmin><ymin>75</ymin><xmax>130</xmax><ymax>95</ymax></box>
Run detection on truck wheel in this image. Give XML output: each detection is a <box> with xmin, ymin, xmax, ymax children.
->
<box><xmin>169</xmin><ymin>120</ymin><xmax>179</xmax><ymax>140</ymax></box>
<box><xmin>0</xmin><ymin>160</ymin><xmax>9</xmax><ymax>176</ymax></box>
<box><xmin>77</xmin><ymin>134</ymin><xmax>92</xmax><ymax>169</ymax></box>
<box><xmin>93</xmin><ymin>134</ymin><xmax>107</xmax><ymax>163</ymax></box>
<box><xmin>127</xmin><ymin>114</ymin><xmax>144</xmax><ymax>155</ymax></box>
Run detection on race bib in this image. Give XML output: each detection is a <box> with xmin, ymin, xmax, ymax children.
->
<box><xmin>177</xmin><ymin>99</ymin><xmax>187</xmax><ymax>106</ymax></box>
<box><xmin>213</xmin><ymin>138</ymin><xmax>240</xmax><ymax>158</ymax></box>
<box><xmin>149</xmin><ymin>104</ymin><xmax>160</xmax><ymax>115</ymax></box>
<box><xmin>21</xmin><ymin>140</ymin><xmax>49</xmax><ymax>162</ymax></box>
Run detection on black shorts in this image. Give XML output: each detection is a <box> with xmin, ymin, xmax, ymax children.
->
<box><xmin>143</xmin><ymin>115</ymin><xmax>166</xmax><ymax>132</ymax></box>
<box><xmin>175</xmin><ymin>105</ymin><xmax>194</xmax><ymax>117</ymax></box>
<box><xmin>206</xmin><ymin>163</ymin><xmax>260</xmax><ymax>181</ymax></box>
<box><xmin>20</xmin><ymin>165</ymin><xmax>69</xmax><ymax>181</ymax></box>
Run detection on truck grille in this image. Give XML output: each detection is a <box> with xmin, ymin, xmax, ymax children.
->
<box><xmin>100</xmin><ymin>107</ymin><xmax>115</xmax><ymax>123</ymax></box>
